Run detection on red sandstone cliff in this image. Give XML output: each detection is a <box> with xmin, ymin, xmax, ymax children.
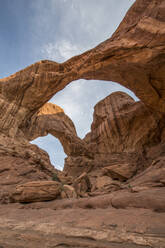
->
<box><xmin>0</xmin><ymin>0</ymin><xmax>164</xmax><ymax>247</ymax></box>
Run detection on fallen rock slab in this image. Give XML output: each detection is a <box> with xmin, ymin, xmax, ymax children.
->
<box><xmin>60</xmin><ymin>184</ymin><xmax>77</xmax><ymax>199</ymax></box>
<box><xmin>10</xmin><ymin>181</ymin><xmax>61</xmax><ymax>203</ymax></box>
<box><xmin>73</xmin><ymin>172</ymin><xmax>92</xmax><ymax>197</ymax></box>
<box><xmin>112</xmin><ymin>188</ymin><xmax>165</xmax><ymax>212</ymax></box>
<box><xmin>102</xmin><ymin>163</ymin><xmax>136</xmax><ymax>182</ymax></box>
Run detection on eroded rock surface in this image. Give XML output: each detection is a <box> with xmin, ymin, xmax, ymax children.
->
<box><xmin>0</xmin><ymin>204</ymin><xmax>164</xmax><ymax>248</ymax></box>
<box><xmin>0</xmin><ymin>0</ymin><xmax>165</xmax><ymax>247</ymax></box>
<box><xmin>0</xmin><ymin>0</ymin><xmax>165</xmax><ymax>140</ymax></box>
<box><xmin>0</xmin><ymin>134</ymin><xmax>58</xmax><ymax>203</ymax></box>
<box><xmin>10</xmin><ymin>181</ymin><xmax>61</xmax><ymax>203</ymax></box>
<box><xmin>64</xmin><ymin>91</ymin><xmax>164</xmax><ymax>179</ymax></box>
<box><xmin>23</xmin><ymin>102</ymin><xmax>92</xmax><ymax>158</ymax></box>
<box><xmin>84</xmin><ymin>92</ymin><xmax>163</xmax><ymax>153</ymax></box>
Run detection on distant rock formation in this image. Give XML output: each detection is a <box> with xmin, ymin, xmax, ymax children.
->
<box><xmin>64</xmin><ymin>91</ymin><xmax>164</xmax><ymax>178</ymax></box>
<box><xmin>84</xmin><ymin>92</ymin><xmax>163</xmax><ymax>153</ymax></box>
<box><xmin>22</xmin><ymin>102</ymin><xmax>92</xmax><ymax>158</ymax></box>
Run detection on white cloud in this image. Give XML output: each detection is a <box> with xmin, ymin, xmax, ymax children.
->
<box><xmin>42</xmin><ymin>40</ymin><xmax>83</xmax><ymax>62</ymax></box>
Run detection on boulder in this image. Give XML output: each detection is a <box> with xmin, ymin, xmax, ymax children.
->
<box><xmin>60</xmin><ymin>185</ymin><xmax>77</xmax><ymax>199</ymax></box>
<box><xmin>10</xmin><ymin>181</ymin><xmax>61</xmax><ymax>203</ymax></box>
<box><xmin>102</xmin><ymin>163</ymin><xmax>136</xmax><ymax>182</ymax></box>
<box><xmin>96</xmin><ymin>176</ymin><xmax>121</xmax><ymax>193</ymax></box>
<box><xmin>73</xmin><ymin>172</ymin><xmax>92</xmax><ymax>197</ymax></box>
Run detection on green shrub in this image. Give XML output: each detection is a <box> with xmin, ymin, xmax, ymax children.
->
<box><xmin>52</xmin><ymin>173</ymin><xmax>60</xmax><ymax>182</ymax></box>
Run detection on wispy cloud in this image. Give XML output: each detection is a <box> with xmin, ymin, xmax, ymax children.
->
<box><xmin>42</xmin><ymin>40</ymin><xmax>83</xmax><ymax>62</ymax></box>
<box><xmin>31</xmin><ymin>0</ymin><xmax>135</xmax><ymax>61</ymax></box>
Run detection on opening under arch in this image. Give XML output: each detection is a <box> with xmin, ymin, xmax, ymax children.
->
<box><xmin>51</xmin><ymin>80</ymin><xmax>139</xmax><ymax>138</ymax></box>
<box><xmin>31</xmin><ymin>80</ymin><xmax>139</xmax><ymax>170</ymax></box>
<box><xmin>31</xmin><ymin>134</ymin><xmax>66</xmax><ymax>171</ymax></box>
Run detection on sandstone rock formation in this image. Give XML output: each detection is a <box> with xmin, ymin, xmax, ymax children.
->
<box><xmin>84</xmin><ymin>92</ymin><xmax>163</xmax><ymax>153</ymax></box>
<box><xmin>102</xmin><ymin>163</ymin><xmax>135</xmax><ymax>182</ymax></box>
<box><xmin>64</xmin><ymin>91</ymin><xmax>164</xmax><ymax>178</ymax></box>
<box><xmin>0</xmin><ymin>0</ymin><xmax>165</xmax><ymax>141</ymax></box>
<box><xmin>60</xmin><ymin>184</ymin><xmax>77</xmax><ymax>199</ymax></box>
<box><xmin>22</xmin><ymin>102</ymin><xmax>92</xmax><ymax>158</ymax></box>
<box><xmin>0</xmin><ymin>203</ymin><xmax>164</xmax><ymax>248</ymax></box>
<box><xmin>0</xmin><ymin>0</ymin><xmax>165</xmax><ymax>247</ymax></box>
<box><xmin>0</xmin><ymin>100</ymin><xmax>92</xmax><ymax>203</ymax></box>
<box><xmin>0</xmin><ymin>133</ymin><xmax>57</xmax><ymax>203</ymax></box>
<box><xmin>10</xmin><ymin>181</ymin><xmax>61</xmax><ymax>203</ymax></box>
<box><xmin>73</xmin><ymin>172</ymin><xmax>92</xmax><ymax>197</ymax></box>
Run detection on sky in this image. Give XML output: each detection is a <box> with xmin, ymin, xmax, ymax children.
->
<box><xmin>0</xmin><ymin>0</ymin><xmax>136</xmax><ymax>170</ymax></box>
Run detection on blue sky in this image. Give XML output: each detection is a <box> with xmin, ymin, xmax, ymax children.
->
<box><xmin>0</xmin><ymin>0</ymin><xmax>136</xmax><ymax>170</ymax></box>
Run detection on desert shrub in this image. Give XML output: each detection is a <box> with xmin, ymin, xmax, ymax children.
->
<box><xmin>52</xmin><ymin>173</ymin><xmax>60</xmax><ymax>182</ymax></box>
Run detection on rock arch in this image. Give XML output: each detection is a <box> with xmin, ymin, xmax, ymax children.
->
<box><xmin>0</xmin><ymin>2</ymin><xmax>165</xmax><ymax>231</ymax></box>
<box><xmin>0</xmin><ymin>0</ymin><xmax>165</xmax><ymax>140</ymax></box>
<box><xmin>21</xmin><ymin>90</ymin><xmax>164</xmax><ymax>178</ymax></box>
<box><xmin>22</xmin><ymin>102</ymin><xmax>93</xmax><ymax>158</ymax></box>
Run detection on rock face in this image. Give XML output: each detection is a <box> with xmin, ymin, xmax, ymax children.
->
<box><xmin>64</xmin><ymin>91</ymin><xmax>164</xmax><ymax>178</ymax></box>
<box><xmin>0</xmin><ymin>134</ymin><xmax>58</xmax><ymax>203</ymax></box>
<box><xmin>0</xmin><ymin>101</ymin><xmax>92</xmax><ymax>203</ymax></box>
<box><xmin>0</xmin><ymin>0</ymin><xmax>165</xmax><ymax>140</ymax></box>
<box><xmin>22</xmin><ymin>102</ymin><xmax>92</xmax><ymax>158</ymax></box>
<box><xmin>102</xmin><ymin>163</ymin><xmax>135</xmax><ymax>182</ymax></box>
<box><xmin>84</xmin><ymin>92</ymin><xmax>163</xmax><ymax>153</ymax></box>
<box><xmin>0</xmin><ymin>204</ymin><xmax>165</xmax><ymax>248</ymax></box>
<box><xmin>10</xmin><ymin>181</ymin><xmax>61</xmax><ymax>203</ymax></box>
<box><xmin>0</xmin><ymin>0</ymin><xmax>165</xmax><ymax>247</ymax></box>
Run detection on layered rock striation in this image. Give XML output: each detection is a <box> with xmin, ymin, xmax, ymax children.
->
<box><xmin>22</xmin><ymin>102</ymin><xmax>92</xmax><ymax>158</ymax></box>
<box><xmin>64</xmin><ymin>91</ymin><xmax>164</xmax><ymax>179</ymax></box>
<box><xmin>0</xmin><ymin>0</ymin><xmax>165</xmax><ymax>247</ymax></box>
<box><xmin>84</xmin><ymin>92</ymin><xmax>163</xmax><ymax>153</ymax></box>
<box><xmin>0</xmin><ymin>0</ymin><xmax>165</xmax><ymax>140</ymax></box>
